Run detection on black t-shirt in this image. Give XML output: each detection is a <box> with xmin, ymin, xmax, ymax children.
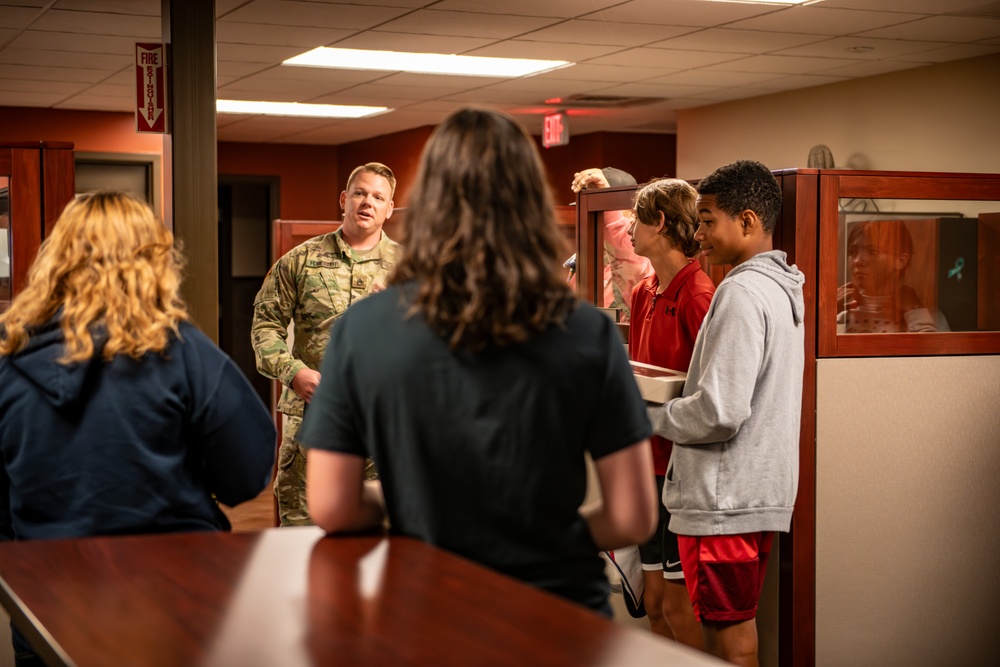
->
<box><xmin>298</xmin><ymin>283</ymin><xmax>651</xmax><ymax>611</ymax></box>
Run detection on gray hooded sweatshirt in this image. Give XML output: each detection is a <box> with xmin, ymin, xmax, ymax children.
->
<box><xmin>648</xmin><ymin>250</ymin><xmax>805</xmax><ymax>536</ymax></box>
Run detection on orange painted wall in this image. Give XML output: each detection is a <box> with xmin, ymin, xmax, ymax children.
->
<box><xmin>337</xmin><ymin>125</ymin><xmax>435</xmax><ymax>209</ymax></box>
<box><xmin>0</xmin><ymin>106</ymin><xmax>163</xmax><ymax>154</ymax></box>
<box><xmin>2</xmin><ymin>106</ymin><xmax>677</xmax><ymax>221</ymax></box>
<box><xmin>217</xmin><ymin>142</ymin><xmax>340</xmax><ymax>220</ymax></box>
<box><xmin>539</xmin><ymin>132</ymin><xmax>678</xmax><ymax>205</ymax></box>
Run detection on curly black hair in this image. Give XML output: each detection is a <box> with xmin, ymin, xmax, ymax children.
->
<box><xmin>696</xmin><ymin>160</ymin><xmax>782</xmax><ymax>234</ymax></box>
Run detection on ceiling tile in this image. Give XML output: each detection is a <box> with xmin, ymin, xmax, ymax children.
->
<box><xmin>31</xmin><ymin>9</ymin><xmax>160</xmax><ymax>37</ymax></box>
<box><xmin>221</xmin><ymin>1</ymin><xmax>411</xmax><ymax>30</ymax></box>
<box><xmin>728</xmin><ymin>7</ymin><xmax>924</xmax><ymax>36</ymax></box>
<box><xmin>216</xmin><ymin>42</ymin><xmax>311</xmax><ymax>63</ymax></box>
<box><xmin>465</xmin><ymin>40</ymin><xmax>622</xmax><ymax>61</ymax></box>
<box><xmin>80</xmin><ymin>81</ymin><xmax>132</xmax><ymax>96</ymax></box>
<box><xmin>819</xmin><ymin>0</ymin><xmax>992</xmax><ymax>13</ymax></box>
<box><xmin>217</xmin><ymin>116</ymin><xmax>345</xmax><ymax>143</ymax></box>
<box><xmin>702</xmin><ymin>54</ymin><xmax>862</xmax><ymax>75</ymax></box>
<box><xmin>219</xmin><ymin>72</ymin><xmax>375</xmax><ymax>98</ymax></box>
<box><xmin>55</xmin><ymin>94</ymin><xmax>133</xmax><ymax>111</ymax></box>
<box><xmin>894</xmin><ymin>43</ymin><xmax>1000</xmax><ymax>63</ymax></box>
<box><xmin>216</xmin><ymin>88</ymin><xmax>317</xmax><ymax>104</ymax></box>
<box><xmin>475</xmin><ymin>76</ymin><xmax>615</xmax><ymax>97</ymax></box>
<box><xmin>441</xmin><ymin>88</ymin><xmax>546</xmax><ymax>104</ymax></box>
<box><xmin>0</xmin><ymin>48</ymin><xmax>131</xmax><ymax>70</ymax></box>
<box><xmin>647</xmin><ymin>28</ymin><xmax>829</xmax><ymax>54</ymax></box>
<box><xmin>306</xmin><ymin>91</ymin><xmax>416</xmax><ymax>107</ymax></box>
<box><xmin>52</xmin><ymin>1</ymin><xmax>158</xmax><ymax>15</ymax></box>
<box><xmin>818</xmin><ymin>59</ymin><xmax>924</xmax><ymax>78</ymax></box>
<box><xmin>0</xmin><ymin>90</ymin><xmax>70</xmax><ymax>106</ymax></box>
<box><xmin>217</xmin><ymin>61</ymin><xmax>275</xmax><ymax>77</ymax></box>
<box><xmin>754</xmin><ymin>73</ymin><xmax>851</xmax><ymax>92</ymax></box>
<box><xmin>360</xmin><ymin>71</ymin><xmax>508</xmax><ymax>90</ymax></box>
<box><xmin>10</xmin><ymin>30</ymin><xmax>136</xmax><ymax>54</ymax></box>
<box><xmin>217</xmin><ymin>0</ymin><xmax>252</xmax><ymax>18</ymax></box>
<box><xmin>687</xmin><ymin>85</ymin><xmax>786</xmax><ymax>103</ymax></box>
<box><xmin>589</xmin><ymin>0</ymin><xmax>785</xmax><ymax>27</ymax></box>
<box><xmin>646</xmin><ymin>69</ymin><xmax>784</xmax><ymax>87</ymax></box>
<box><xmin>529</xmin><ymin>62</ymin><xmax>680</xmax><ymax>83</ymax></box>
<box><xmin>519</xmin><ymin>20</ymin><xmax>694</xmax><ymax>47</ymax></box>
<box><xmin>591</xmin><ymin>81</ymin><xmax>720</xmax><ymax>99</ymax></box>
<box><xmin>333</xmin><ymin>31</ymin><xmax>495</xmax><ymax>54</ymax></box>
<box><xmin>0</xmin><ymin>77</ymin><xmax>89</xmax><ymax>94</ymax></box>
<box><xmin>430</xmin><ymin>0</ymin><xmax>622</xmax><ymax>19</ymax></box>
<box><xmin>0</xmin><ymin>63</ymin><xmax>108</xmax><ymax>83</ymax></box>
<box><xmin>775</xmin><ymin>36</ymin><xmax>953</xmax><ymax>60</ymax></box>
<box><xmin>330</xmin><ymin>81</ymin><xmax>467</xmax><ymax>100</ymax></box>
<box><xmin>0</xmin><ymin>7</ymin><xmax>45</xmax><ymax>31</ymax></box>
<box><xmin>375</xmin><ymin>9</ymin><xmax>561</xmax><ymax>39</ymax></box>
<box><xmin>860</xmin><ymin>16</ymin><xmax>1000</xmax><ymax>42</ymax></box>
<box><xmin>216</xmin><ymin>22</ymin><xmax>352</xmax><ymax>48</ymax></box>
<box><xmin>266</xmin><ymin>65</ymin><xmax>390</xmax><ymax>84</ymax></box>
<box><xmin>285</xmin><ymin>0</ymin><xmax>436</xmax><ymax>9</ymax></box>
<box><xmin>586</xmin><ymin>47</ymin><xmax>747</xmax><ymax>69</ymax></box>
<box><xmin>100</xmin><ymin>67</ymin><xmax>136</xmax><ymax>84</ymax></box>
<box><xmin>266</xmin><ymin>123</ymin><xmax>374</xmax><ymax>146</ymax></box>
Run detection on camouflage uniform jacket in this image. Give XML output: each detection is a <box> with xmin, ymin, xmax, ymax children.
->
<box><xmin>252</xmin><ymin>229</ymin><xmax>400</xmax><ymax>417</ymax></box>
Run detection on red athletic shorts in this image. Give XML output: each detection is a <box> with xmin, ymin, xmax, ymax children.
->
<box><xmin>677</xmin><ymin>531</ymin><xmax>774</xmax><ymax>623</ymax></box>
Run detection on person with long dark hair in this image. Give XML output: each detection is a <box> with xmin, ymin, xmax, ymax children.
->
<box><xmin>301</xmin><ymin>108</ymin><xmax>657</xmax><ymax>614</ymax></box>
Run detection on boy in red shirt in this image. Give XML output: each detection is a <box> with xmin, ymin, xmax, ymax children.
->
<box><xmin>628</xmin><ymin>178</ymin><xmax>716</xmax><ymax>648</ymax></box>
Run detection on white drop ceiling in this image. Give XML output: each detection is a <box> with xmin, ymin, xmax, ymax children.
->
<box><xmin>1</xmin><ymin>0</ymin><xmax>998</xmax><ymax>144</ymax></box>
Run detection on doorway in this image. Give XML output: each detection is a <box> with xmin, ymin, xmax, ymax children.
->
<box><xmin>217</xmin><ymin>175</ymin><xmax>279</xmax><ymax>407</ymax></box>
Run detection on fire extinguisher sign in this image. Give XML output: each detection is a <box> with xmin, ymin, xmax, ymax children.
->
<box><xmin>135</xmin><ymin>42</ymin><xmax>167</xmax><ymax>134</ymax></box>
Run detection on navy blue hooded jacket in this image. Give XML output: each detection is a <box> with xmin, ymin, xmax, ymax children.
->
<box><xmin>0</xmin><ymin>319</ymin><xmax>275</xmax><ymax>540</ymax></box>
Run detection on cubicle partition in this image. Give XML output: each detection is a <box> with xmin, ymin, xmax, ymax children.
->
<box><xmin>576</xmin><ymin>169</ymin><xmax>1000</xmax><ymax>667</ymax></box>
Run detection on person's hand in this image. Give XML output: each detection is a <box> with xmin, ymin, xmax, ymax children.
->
<box><xmin>836</xmin><ymin>282</ymin><xmax>860</xmax><ymax>313</ymax></box>
<box><xmin>571</xmin><ymin>168</ymin><xmax>610</xmax><ymax>193</ymax></box>
<box><xmin>291</xmin><ymin>368</ymin><xmax>322</xmax><ymax>403</ymax></box>
<box><xmin>370</xmin><ymin>281</ymin><xmax>386</xmax><ymax>294</ymax></box>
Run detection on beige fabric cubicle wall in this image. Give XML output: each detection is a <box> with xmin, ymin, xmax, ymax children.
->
<box><xmin>815</xmin><ymin>355</ymin><xmax>1000</xmax><ymax>666</ymax></box>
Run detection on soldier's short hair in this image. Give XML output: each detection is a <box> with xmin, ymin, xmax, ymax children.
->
<box><xmin>346</xmin><ymin>162</ymin><xmax>396</xmax><ymax>198</ymax></box>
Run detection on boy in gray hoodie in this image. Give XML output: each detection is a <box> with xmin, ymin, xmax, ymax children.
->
<box><xmin>646</xmin><ymin>160</ymin><xmax>805</xmax><ymax>667</ymax></box>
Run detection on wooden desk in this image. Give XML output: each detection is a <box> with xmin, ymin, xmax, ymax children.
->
<box><xmin>0</xmin><ymin>528</ymin><xmax>723</xmax><ymax>667</ymax></box>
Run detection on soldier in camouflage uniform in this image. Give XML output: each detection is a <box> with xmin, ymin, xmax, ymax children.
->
<box><xmin>251</xmin><ymin>162</ymin><xmax>400</xmax><ymax>526</ymax></box>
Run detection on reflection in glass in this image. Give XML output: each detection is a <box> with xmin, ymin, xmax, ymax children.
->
<box><xmin>1</xmin><ymin>179</ymin><xmax>10</xmax><ymax>308</ymax></box>
<box><xmin>838</xmin><ymin>200</ymin><xmax>1000</xmax><ymax>333</ymax></box>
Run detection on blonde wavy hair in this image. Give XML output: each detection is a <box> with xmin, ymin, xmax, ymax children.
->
<box><xmin>0</xmin><ymin>191</ymin><xmax>188</xmax><ymax>363</ymax></box>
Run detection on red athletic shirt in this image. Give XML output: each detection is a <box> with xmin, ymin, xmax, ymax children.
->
<box><xmin>629</xmin><ymin>260</ymin><xmax>716</xmax><ymax>475</ymax></box>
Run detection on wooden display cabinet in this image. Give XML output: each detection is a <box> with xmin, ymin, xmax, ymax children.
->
<box><xmin>576</xmin><ymin>169</ymin><xmax>1000</xmax><ymax>667</ymax></box>
<box><xmin>0</xmin><ymin>142</ymin><xmax>75</xmax><ymax>313</ymax></box>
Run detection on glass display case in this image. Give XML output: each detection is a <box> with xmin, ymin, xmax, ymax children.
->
<box><xmin>818</xmin><ymin>171</ymin><xmax>1000</xmax><ymax>357</ymax></box>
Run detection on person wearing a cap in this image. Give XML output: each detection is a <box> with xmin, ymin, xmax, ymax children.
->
<box><xmin>570</xmin><ymin>167</ymin><xmax>651</xmax><ymax>321</ymax></box>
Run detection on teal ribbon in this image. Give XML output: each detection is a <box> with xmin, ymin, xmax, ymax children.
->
<box><xmin>947</xmin><ymin>257</ymin><xmax>965</xmax><ymax>281</ymax></box>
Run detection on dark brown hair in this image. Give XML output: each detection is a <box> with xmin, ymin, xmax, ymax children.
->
<box><xmin>632</xmin><ymin>178</ymin><xmax>700</xmax><ymax>257</ymax></box>
<box><xmin>390</xmin><ymin>107</ymin><xmax>575</xmax><ymax>350</ymax></box>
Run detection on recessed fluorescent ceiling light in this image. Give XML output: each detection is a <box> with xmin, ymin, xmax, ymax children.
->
<box><xmin>216</xmin><ymin>99</ymin><xmax>388</xmax><ymax>118</ymax></box>
<box><xmin>284</xmin><ymin>47</ymin><xmax>573</xmax><ymax>78</ymax></box>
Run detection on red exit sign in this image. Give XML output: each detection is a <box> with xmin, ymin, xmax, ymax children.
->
<box><xmin>542</xmin><ymin>112</ymin><xmax>569</xmax><ymax>148</ymax></box>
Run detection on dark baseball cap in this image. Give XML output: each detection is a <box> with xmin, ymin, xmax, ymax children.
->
<box><xmin>601</xmin><ymin>167</ymin><xmax>637</xmax><ymax>187</ymax></box>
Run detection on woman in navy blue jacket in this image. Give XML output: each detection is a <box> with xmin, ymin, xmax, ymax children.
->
<box><xmin>0</xmin><ymin>191</ymin><xmax>275</xmax><ymax>665</ymax></box>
